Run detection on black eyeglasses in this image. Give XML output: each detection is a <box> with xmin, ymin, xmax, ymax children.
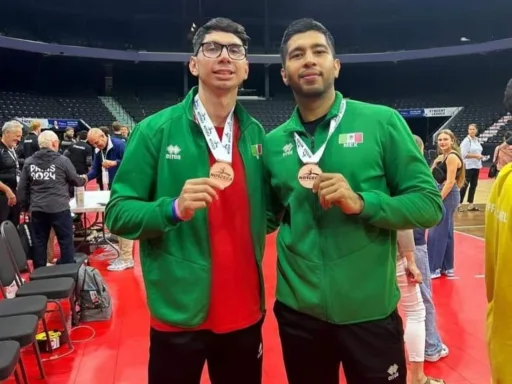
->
<box><xmin>197</xmin><ymin>42</ymin><xmax>247</xmax><ymax>60</ymax></box>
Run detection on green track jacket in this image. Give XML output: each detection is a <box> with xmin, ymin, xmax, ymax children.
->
<box><xmin>265</xmin><ymin>92</ymin><xmax>443</xmax><ymax>324</ymax></box>
<box><xmin>105</xmin><ymin>87</ymin><xmax>267</xmax><ymax>327</ymax></box>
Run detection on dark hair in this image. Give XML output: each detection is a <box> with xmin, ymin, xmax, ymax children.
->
<box><xmin>505</xmin><ymin>130</ymin><xmax>512</xmax><ymax>144</ymax></box>
<box><xmin>280</xmin><ymin>18</ymin><xmax>335</xmax><ymax>63</ymax></box>
<box><xmin>192</xmin><ymin>18</ymin><xmax>250</xmax><ymax>54</ymax></box>
<box><xmin>78</xmin><ymin>131</ymin><xmax>87</xmax><ymax>140</ymax></box>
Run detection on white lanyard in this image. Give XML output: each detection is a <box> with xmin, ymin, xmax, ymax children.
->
<box><xmin>193</xmin><ymin>95</ymin><xmax>235</xmax><ymax>164</ymax></box>
<box><xmin>293</xmin><ymin>99</ymin><xmax>347</xmax><ymax>164</ymax></box>
<box><xmin>7</xmin><ymin>149</ymin><xmax>19</xmax><ymax>171</ymax></box>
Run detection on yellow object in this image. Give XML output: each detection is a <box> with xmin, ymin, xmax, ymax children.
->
<box><xmin>35</xmin><ymin>331</ymin><xmax>61</xmax><ymax>341</ymax></box>
<box><xmin>485</xmin><ymin>163</ymin><xmax>512</xmax><ymax>384</ymax></box>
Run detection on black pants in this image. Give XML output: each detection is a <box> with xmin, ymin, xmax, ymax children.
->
<box><xmin>0</xmin><ymin>195</ymin><xmax>20</xmax><ymax>227</ymax></box>
<box><xmin>460</xmin><ymin>168</ymin><xmax>480</xmax><ymax>204</ymax></box>
<box><xmin>148</xmin><ymin>319</ymin><xmax>263</xmax><ymax>384</ymax></box>
<box><xmin>31</xmin><ymin>210</ymin><xmax>75</xmax><ymax>269</ymax></box>
<box><xmin>274</xmin><ymin>301</ymin><xmax>407</xmax><ymax>384</ymax></box>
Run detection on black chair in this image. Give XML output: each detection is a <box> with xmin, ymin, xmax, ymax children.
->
<box><xmin>0</xmin><ymin>236</ymin><xmax>76</xmax><ymax>350</ymax></box>
<box><xmin>1</xmin><ymin>221</ymin><xmax>86</xmax><ymax>282</ymax></box>
<box><xmin>0</xmin><ymin>340</ymin><xmax>24</xmax><ymax>384</ymax></box>
<box><xmin>0</xmin><ymin>315</ymin><xmax>43</xmax><ymax>381</ymax></box>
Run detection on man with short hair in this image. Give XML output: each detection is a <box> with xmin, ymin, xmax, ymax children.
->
<box><xmin>105</xmin><ymin>17</ymin><xmax>266</xmax><ymax>384</ymax></box>
<box><xmin>265</xmin><ymin>18</ymin><xmax>443</xmax><ymax>384</ymax></box>
<box><xmin>17</xmin><ymin>120</ymin><xmax>41</xmax><ymax>168</ymax></box>
<box><xmin>86</xmin><ymin>128</ymin><xmax>133</xmax><ymax>271</ymax></box>
<box><xmin>17</xmin><ymin>130</ymin><xmax>87</xmax><ymax>269</ymax></box>
<box><xmin>112</xmin><ymin>121</ymin><xmax>126</xmax><ymax>142</ymax></box>
<box><xmin>0</xmin><ymin>120</ymin><xmax>23</xmax><ymax>226</ymax></box>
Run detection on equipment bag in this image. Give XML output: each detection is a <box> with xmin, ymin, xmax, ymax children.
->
<box><xmin>76</xmin><ymin>265</ymin><xmax>112</xmax><ymax>322</ymax></box>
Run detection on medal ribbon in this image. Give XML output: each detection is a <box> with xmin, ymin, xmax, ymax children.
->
<box><xmin>194</xmin><ymin>95</ymin><xmax>235</xmax><ymax>164</ymax></box>
<box><xmin>293</xmin><ymin>99</ymin><xmax>347</xmax><ymax>164</ymax></box>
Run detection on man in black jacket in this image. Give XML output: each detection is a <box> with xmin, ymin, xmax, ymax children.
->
<box><xmin>17</xmin><ymin>120</ymin><xmax>41</xmax><ymax>168</ymax></box>
<box><xmin>64</xmin><ymin>130</ymin><xmax>93</xmax><ymax>176</ymax></box>
<box><xmin>0</xmin><ymin>120</ymin><xmax>23</xmax><ymax>226</ymax></box>
<box><xmin>17</xmin><ymin>130</ymin><xmax>87</xmax><ymax>269</ymax></box>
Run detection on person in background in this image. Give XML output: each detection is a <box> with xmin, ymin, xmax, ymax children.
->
<box><xmin>485</xmin><ymin>161</ymin><xmax>512</xmax><ymax>384</ymax></box>
<box><xmin>86</xmin><ymin>128</ymin><xmax>133</xmax><ymax>272</ymax></box>
<box><xmin>120</xmin><ymin>125</ymin><xmax>129</xmax><ymax>138</ymax></box>
<box><xmin>0</xmin><ymin>121</ymin><xmax>23</xmax><ymax>227</ymax></box>
<box><xmin>395</xmin><ymin>229</ymin><xmax>445</xmax><ymax>384</ymax></box>
<box><xmin>458</xmin><ymin>123</ymin><xmax>483</xmax><ymax>211</ymax></box>
<box><xmin>492</xmin><ymin>131</ymin><xmax>512</xmax><ymax>176</ymax></box>
<box><xmin>112</xmin><ymin>121</ymin><xmax>127</xmax><ymax>142</ymax></box>
<box><xmin>411</xmin><ymin>135</ymin><xmax>449</xmax><ymax>363</ymax></box>
<box><xmin>105</xmin><ymin>17</ymin><xmax>266</xmax><ymax>384</ymax></box>
<box><xmin>64</xmin><ymin>130</ymin><xmax>93</xmax><ymax>177</ymax></box>
<box><xmin>59</xmin><ymin>128</ymin><xmax>75</xmax><ymax>154</ymax></box>
<box><xmin>17</xmin><ymin>131</ymin><xmax>87</xmax><ymax>269</ymax></box>
<box><xmin>17</xmin><ymin>120</ymin><xmax>41</xmax><ymax>168</ymax></box>
<box><xmin>428</xmin><ymin>129</ymin><xmax>465</xmax><ymax>279</ymax></box>
<box><xmin>265</xmin><ymin>18</ymin><xmax>443</xmax><ymax>384</ymax></box>
<box><xmin>95</xmin><ymin>126</ymin><xmax>112</xmax><ymax>191</ymax></box>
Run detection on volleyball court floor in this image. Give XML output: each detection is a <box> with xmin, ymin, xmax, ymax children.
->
<box><xmin>5</xmin><ymin>177</ymin><xmax>492</xmax><ymax>384</ymax></box>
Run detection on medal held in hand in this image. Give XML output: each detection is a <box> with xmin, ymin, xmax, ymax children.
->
<box><xmin>194</xmin><ymin>95</ymin><xmax>236</xmax><ymax>188</ymax></box>
<box><xmin>209</xmin><ymin>161</ymin><xmax>235</xmax><ymax>188</ymax></box>
<box><xmin>294</xmin><ymin>99</ymin><xmax>347</xmax><ymax>189</ymax></box>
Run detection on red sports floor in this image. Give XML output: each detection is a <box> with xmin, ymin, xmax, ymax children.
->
<box><xmin>4</xmin><ymin>231</ymin><xmax>489</xmax><ymax>384</ymax></box>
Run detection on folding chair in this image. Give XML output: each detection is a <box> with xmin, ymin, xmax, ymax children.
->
<box><xmin>0</xmin><ymin>316</ymin><xmax>42</xmax><ymax>381</ymax></box>
<box><xmin>0</xmin><ymin>236</ymin><xmax>75</xmax><ymax>354</ymax></box>
<box><xmin>0</xmin><ymin>340</ymin><xmax>25</xmax><ymax>384</ymax></box>
<box><xmin>1</xmin><ymin>220</ymin><xmax>84</xmax><ymax>283</ymax></box>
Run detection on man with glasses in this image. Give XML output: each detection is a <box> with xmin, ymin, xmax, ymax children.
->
<box><xmin>105</xmin><ymin>18</ymin><xmax>266</xmax><ymax>384</ymax></box>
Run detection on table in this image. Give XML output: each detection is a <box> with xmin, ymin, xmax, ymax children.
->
<box><xmin>69</xmin><ymin>190</ymin><xmax>110</xmax><ymax>213</ymax></box>
<box><xmin>69</xmin><ymin>191</ymin><xmax>119</xmax><ymax>258</ymax></box>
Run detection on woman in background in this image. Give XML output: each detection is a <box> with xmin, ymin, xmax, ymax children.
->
<box><xmin>459</xmin><ymin>124</ymin><xmax>483</xmax><ymax>211</ymax></box>
<box><xmin>412</xmin><ymin>135</ymin><xmax>449</xmax><ymax>362</ymax></box>
<box><xmin>396</xmin><ymin>229</ymin><xmax>445</xmax><ymax>384</ymax></box>
<box><xmin>492</xmin><ymin>131</ymin><xmax>512</xmax><ymax>177</ymax></box>
<box><xmin>428</xmin><ymin>129</ymin><xmax>465</xmax><ymax>278</ymax></box>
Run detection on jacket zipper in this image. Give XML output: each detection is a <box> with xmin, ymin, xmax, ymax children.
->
<box><xmin>239</xmin><ymin>130</ymin><xmax>265</xmax><ymax>313</ymax></box>
<box><xmin>305</xmin><ymin>131</ymin><xmax>329</xmax><ymax>321</ymax></box>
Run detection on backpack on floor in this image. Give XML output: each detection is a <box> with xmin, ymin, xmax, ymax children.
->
<box><xmin>76</xmin><ymin>265</ymin><xmax>112</xmax><ymax>322</ymax></box>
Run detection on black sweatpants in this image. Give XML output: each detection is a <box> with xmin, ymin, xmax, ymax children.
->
<box><xmin>0</xmin><ymin>194</ymin><xmax>20</xmax><ymax>227</ymax></box>
<box><xmin>274</xmin><ymin>301</ymin><xmax>407</xmax><ymax>384</ymax></box>
<box><xmin>148</xmin><ymin>319</ymin><xmax>263</xmax><ymax>384</ymax></box>
<box><xmin>460</xmin><ymin>168</ymin><xmax>480</xmax><ymax>204</ymax></box>
<box><xmin>31</xmin><ymin>210</ymin><xmax>75</xmax><ymax>269</ymax></box>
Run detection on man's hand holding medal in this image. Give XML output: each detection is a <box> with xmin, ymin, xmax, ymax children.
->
<box><xmin>312</xmin><ymin>173</ymin><xmax>364</xmax><ymax>215</ymax></box>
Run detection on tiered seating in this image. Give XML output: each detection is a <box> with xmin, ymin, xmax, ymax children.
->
<box><xmin>115</xmin><ymin>90</ymin><xmax>180</xmax><ymax>123</ymax></box>
<box><xmin>448</xmin><ymin>104</ymin><xmax>505</xmax><ymax>143</ymax></box>
<box><xmin>0</xmin><ymin>91</ymin><xmax>115</xmax><ymax>127</ymax></box>
<box><xmin>240</xmin><ymin>100</ymin><xmax>295</xmax><ymax>131</ymax></box>
<box><xmin>478</xmin><ymin>114</ymin><xmax>512</xmax><ymax>144</ymax></box>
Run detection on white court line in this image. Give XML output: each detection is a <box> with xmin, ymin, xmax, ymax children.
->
<box><xmin>454</xmin><ymin>225</ymin><xmax>485</xmax><ymax>229</ymax></box>
<box><xmin>475</xmin><ymin>274</ymin><xmax>485</xmax><ymax>278</ymax></box>
<box><xmin>454</xmin><ymin>230</ymin><xmax>485</xmax><ymax>241</ymax></box>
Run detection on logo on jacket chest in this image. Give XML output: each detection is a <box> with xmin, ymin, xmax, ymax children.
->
<box><xmin>339</xmin><ymin>132</ymin><xmax>364</xmax><ymax>148</ymax></box>
<box><xmin>166</xmin><ymin>145</ymin><xmax>182</xmax><ymax>160</ymax></box>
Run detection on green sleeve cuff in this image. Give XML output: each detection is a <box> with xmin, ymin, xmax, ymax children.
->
<box><xmin>357</xmin><ymin>191</ymin><xmax>381</xmax><ymax>220</ymax></box>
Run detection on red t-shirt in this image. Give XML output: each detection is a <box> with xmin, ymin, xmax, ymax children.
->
<box><xmin>151</xmin><ymin>120</ymin><xmax>262</xmax><ymax>333</ymax></box>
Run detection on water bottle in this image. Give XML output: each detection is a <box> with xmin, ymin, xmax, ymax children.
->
<box><xmin>102</xmin><ymin>169</ymin><xmax>109</xmax><ymax>191</ymax></box>
<box><xmin>75</xmin><ymin>186</ymin><xmax>85</xmax><ymax>207</ymax></box>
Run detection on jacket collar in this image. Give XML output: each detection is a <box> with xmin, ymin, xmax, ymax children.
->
<box><xmin>183</xmin><ymin>86</ymin><xmax>254</xmax><ymax>131</ymax></box>
<box><xmin>283</xmin><ymin>91</ymin><xmax>344</xmax><ymax>134</ymax></box>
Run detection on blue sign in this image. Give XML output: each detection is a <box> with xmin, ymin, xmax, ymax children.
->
<box><xmin>47</xmin><ymin>119</ymin><xmax>80</xmax><ymax>130</ymax></box>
